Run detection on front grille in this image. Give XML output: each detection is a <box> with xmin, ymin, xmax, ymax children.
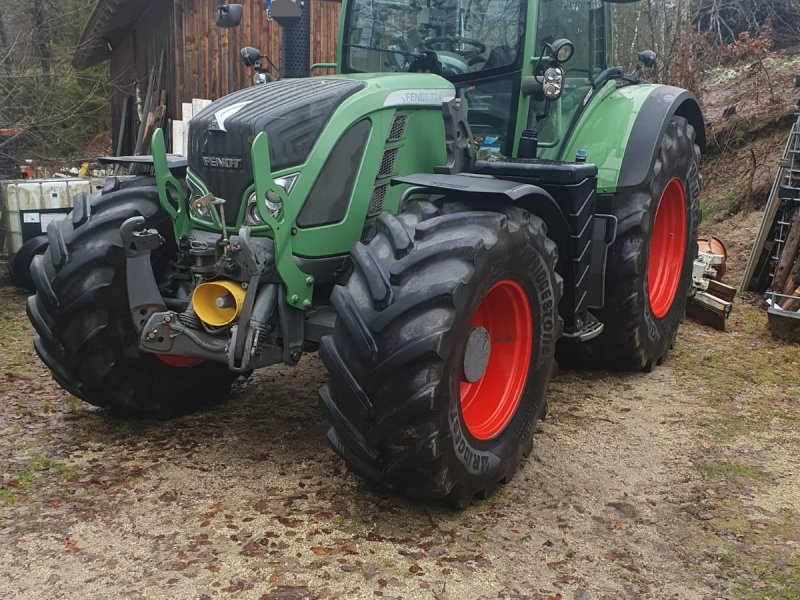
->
<box><xmin>387</xmin><ymin>114</ymin><xmax>408</xmax><ymax>141</ymax></box>
<box><xmin>368</xmin><ymin>184</ymin><xmax>388</xmax><ymax>216</ymax></box>
<box><xmin>378</xmin><ymin>148</ymin><xmax>398</xmax><ymax>179</ymax></box>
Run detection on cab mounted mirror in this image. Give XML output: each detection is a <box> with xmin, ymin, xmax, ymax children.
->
<box><xmin>216</xmin><ymin>4</ymin><xmax>243</xmax><ymax>28</ymax></box>
<box><xmin>241</xmin><ymin>47</ymin><xmax>263</xmax><ymax>68</ymax></box>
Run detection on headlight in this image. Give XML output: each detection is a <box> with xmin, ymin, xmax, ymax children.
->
<box><xmin>246</xmin><ymin>193</ymin><xmax>263</xmax><ymax>224</ymax></box>
<box><xmin>188</xmin><ymin>176</ymin><xmax>214</xmax><ymax>222</ymax></box>
<box><xmin>543</xmin><ymin>67</ymin><xmax>564</xmax><ymax>99</ymax></box>
<box><xmin>274</xmin><ymin>174</ymin><xmax>298</xmax><ymax>193</ymax></box>
<box><xmin>191</xmin><ymin>200</ymin><xmax>214</xmax><ymax>220</ymax></box>
<box><xmin>265</xmin><ymin>190</ymin><xmax>283</xmax><ymax>219</ymax></box>
<box><xmin>245</xmin><ymin>174</ymin><xmax>298</xmax><ymax>224</ymax></box>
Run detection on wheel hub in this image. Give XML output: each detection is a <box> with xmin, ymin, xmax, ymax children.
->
<box><xmin>648</xmin><ymin>178</ymin><xmax>688</xmax><ymax>319</ymax></box>
<box><xmin>463</xmin><ymin>326</ymin><xmax>491</xmax><ymax>383</ymax></box>
<box><xmin>459</xmin><ymin>280</ymin><xmax>533</xmax><ymax>441</ymax></box>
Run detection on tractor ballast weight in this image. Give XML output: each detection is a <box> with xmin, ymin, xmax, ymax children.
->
<box><xmin>28</xmin><ymin>0</ymin><xmax>704</xmax><ymax>505</ymax></box>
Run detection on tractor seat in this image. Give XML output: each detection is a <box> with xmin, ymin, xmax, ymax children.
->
<box><xmin>472</xmin><ymin>158</ymin><xmax>598</xmax><ymax>186</ymax></box>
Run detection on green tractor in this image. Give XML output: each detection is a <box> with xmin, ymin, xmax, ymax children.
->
<box><xmin>27</xmin><ymin>0</ymin><xmax>703</xmax><ymax>506</ymax></box>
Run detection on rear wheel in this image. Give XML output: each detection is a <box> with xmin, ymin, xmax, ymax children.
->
<box><xmin>319</xmin><ymin>200</ymin><xmax>563</xmax><ymax>507</ymax></box>
<box><xmin>27</xmin><ymin>177</ymin><xmax>236</xmax><ymax>418</ymax></box>
<box><xmin>567</xmin><ymin>116</ymin><xmax>701</xmax><ymax>371</ymax></box>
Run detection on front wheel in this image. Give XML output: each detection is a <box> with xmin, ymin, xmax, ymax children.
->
<box><xmin>566</xmin><ymin>116</ymin><xmax>701</xmax><ymax>371</ymax></box>
<box><xmin>319</xmin><ymin>200</ymin><xmax>563</xmax><ymax>507</ymax></box>
<box><xmin>27</xmin><ymin>177</ymin><xmax>237</xmax><ymax>418</ymax></box>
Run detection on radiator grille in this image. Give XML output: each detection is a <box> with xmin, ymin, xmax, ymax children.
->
<box><xmin>387</xmin><ymin>114</ymin><xmax>408</xmax><ymax>141</ymax></box>
<box><xmin>378</xmin><ymin>148</ymin><xmax>399</xmax><ymax>179</ymax></box>
<box><xmin>368</xmin><ymin>184</ymin><xmax>388</xmax><ymax>216</ymax></box>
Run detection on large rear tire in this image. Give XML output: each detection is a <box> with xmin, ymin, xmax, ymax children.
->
<box><xmin>566</xmin><ymin>116</ymin><xmax>701</xmax><ymax>371</ymax></box>
<box><xmin>319</xmin><ymin>200</ymin><xmax>563</xmax><ymax>507</ymax></box>
<box><xmin>26</xmin><ymin>177</ymin><xmax>237</xmax><ymax>418</ymax></box>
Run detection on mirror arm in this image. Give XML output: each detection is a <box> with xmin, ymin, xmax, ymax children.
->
<box><xmin>592</xmin><ymin>66</ymin><xmax>624</xmax><ymax>89</ymax></box>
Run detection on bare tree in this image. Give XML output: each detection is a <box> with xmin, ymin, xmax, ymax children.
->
<box><xmin>0</xmin><ymin>0</ymin><xmax>111</xmax><ymax>164</ymax></box>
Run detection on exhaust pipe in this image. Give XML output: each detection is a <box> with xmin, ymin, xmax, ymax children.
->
<box><xmin>270</xmin><ymin>0</ymin><xmax>310</xmax><ymax>78</ymax></box>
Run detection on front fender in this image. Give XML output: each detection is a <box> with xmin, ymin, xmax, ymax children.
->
<box><xmin>563</xmin><ymin>83</ymin><xmax>705</xmax><ymax>194</ymax></box>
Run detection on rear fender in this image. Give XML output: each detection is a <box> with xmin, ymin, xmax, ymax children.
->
<box><xmin>563</xmin><ymin>83</ymin><xmax>705</xmax><ymax>194</ymax></box>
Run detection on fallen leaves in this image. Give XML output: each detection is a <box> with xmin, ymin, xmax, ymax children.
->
<box><xmin>602</xmin><ymin>552</ymin><xmax>620</xmax><ymax>562</ymax></box>
<box><xmin>259</xmin><ymin>586</ymin><xmax>312</xmax><ymax>600</ymax></box>
<box><xmin>310</xmin><ymin>546</ymin><xmax>333</xmax><ymax>556</ymax></box>
<box><xmin>241</xmin><ymin>541</ymin><xmax>268</xmax><ymax>558</ymax></box>
<box><xmin>64</xmin><ymin>538</ymin><xmax>80</xmax><ymax>554</ymax></box>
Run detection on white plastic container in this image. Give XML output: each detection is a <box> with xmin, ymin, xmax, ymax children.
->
<box><xmin>1</xmin><ymin>178</ymin><xmax>105</xmax><ymax>256</ymax></box>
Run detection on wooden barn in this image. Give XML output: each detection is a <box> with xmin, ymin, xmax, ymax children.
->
<box><xmin>73</xmin><ymin>0</ymin><xmax>341</xmax><ymax>154</ymax></box>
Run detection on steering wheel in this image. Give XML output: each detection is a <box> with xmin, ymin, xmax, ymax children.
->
<box><xmin>422</xmin><ymin>36</ymin><xmax>487</xmax><ymax>59</ymax></box>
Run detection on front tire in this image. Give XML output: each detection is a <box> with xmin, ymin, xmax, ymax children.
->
<box><xmin>568</xmin><ymin>116</ymin><xmax>701</xmax><ymax>371</ymax></box>
<box><xmin>26</xmin><ymin>177</ymin><xmax>237</xmax><ymax>418</ymax></box>
<box><xmin>9</xmin><ymin>235</ymin><xmax>49</xmax><ymax>291</ymax></box>
<box><xmin>319</xmin><ymin>200</ymin><xmax>563</xmax><ymax>507</ymax></box>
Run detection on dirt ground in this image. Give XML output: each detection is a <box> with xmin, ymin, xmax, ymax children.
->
<box><xmin>0</xmin><ymin>220</ymin><xmax>798</xmax><ymax>600</ymax></box>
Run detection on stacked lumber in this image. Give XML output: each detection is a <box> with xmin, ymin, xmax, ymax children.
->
<box><xmin>765</xmin><ymin>151</ymin><xmax>800</xmax><ymax>340</ymax></box>
<box><xmin>171</xmin><ymin>99</ymin><xmax>212</xmax><ymax>156</ymax></box>
<box><xmin>133</xmin><ymin>50</ymin><xmax>168</xmax><ymax>157</ymax></box>
<box><xmin>770</xmin><ymin>207</ymin><xmax>800</xmax><ymax>313</ymax></box>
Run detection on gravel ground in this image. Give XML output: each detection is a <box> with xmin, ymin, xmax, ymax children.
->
<box><xmin>0</xmin><ymin>273</ymin><xmax>798</xmax><ymax>600</ymax></box>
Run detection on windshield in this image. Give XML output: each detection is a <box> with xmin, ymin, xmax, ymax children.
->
<box><xmin>344</xmin><ymin>0</ymin><xmax>526</xmax><ymax>77</ymax></box>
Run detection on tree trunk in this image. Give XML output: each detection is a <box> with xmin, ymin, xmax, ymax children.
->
<box><xmin>30</xmin><ymin>0</ymin><xmax>50</xmax><ymax>75</ymax></box>
<box><xmin>0</xmin><ymin>11</ymin><xmax>12</xmax><ymax>74</ymax></box>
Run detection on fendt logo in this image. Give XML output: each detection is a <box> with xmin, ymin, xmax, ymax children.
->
<box><xmin>202</xmin><ymin>156</ymin><xmax>244</xmax><ymax>169</ymax></box>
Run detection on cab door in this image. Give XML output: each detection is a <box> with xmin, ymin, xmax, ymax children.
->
<box><xmin>517</xmin><ymin>0</ymin><xmax>610</xmax><ymax>160</ymax></box>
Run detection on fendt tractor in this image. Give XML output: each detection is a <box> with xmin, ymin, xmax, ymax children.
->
<box><xmin>27</xmin><ymin>0</ymin><xmax>703</xmax><ymax>506</ymax></box>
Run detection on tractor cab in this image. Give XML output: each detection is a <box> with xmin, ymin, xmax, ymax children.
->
<box><xmin>340</xmin><ymin>0</ymin><xmax>610</xmax><ymax>159</ymax></box>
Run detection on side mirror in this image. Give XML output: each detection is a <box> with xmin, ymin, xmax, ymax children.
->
<box><xmin>216</xmin><ymin>4</ymin><xmax>243</xmax><ymax>28</ymax></box>
<box><xmin>241</xmin><ymin>47</ymin><xmax>263</xmax><ymax>68</ymax></box>
<box><xmin>638</xmin><ymin>50</ymin><xmax>657</xmax><ymax>68</ymax></box>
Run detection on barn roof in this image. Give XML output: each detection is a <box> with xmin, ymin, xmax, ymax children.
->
<box><xmin>73</xmin><ymin>0</ymin><xmax>155</xmax><ymax>70</ymax></box>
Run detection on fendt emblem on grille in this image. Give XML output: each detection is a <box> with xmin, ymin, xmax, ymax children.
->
<box><xmin>202</xmin><ymin>156</ymin><xmax>244</xmax><ymax>169</ymax></box>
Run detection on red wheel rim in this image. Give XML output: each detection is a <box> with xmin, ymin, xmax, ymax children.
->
<box><xmin>460</xmin><ymin>280</ymin><xmax>533</xmax><ymax>441</ymax></box>
<box><xmin>648</xmin><ymin>178</ymin><xmax>687</xmax><ymax>319</ymax></box>
<box><xmin>156</xmin><ymin>355</ymin><xmax>204</xmax><ymax>368</ymax></box>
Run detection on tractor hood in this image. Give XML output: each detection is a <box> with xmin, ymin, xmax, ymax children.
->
<box><xmin>188</xmin><ymin>79</ymin><xmax>366</xmax><ymax>224</ymax></box>
<box><xmin>187</xmin><ymin>75</ymin><xmax>454</xmax><ymax>225</ymax></box>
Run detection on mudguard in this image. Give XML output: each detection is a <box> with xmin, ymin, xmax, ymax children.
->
<box><xmin>563</xmin><ymin>83</ymin><xmax>705</xmax><ymax>194</ymax></box>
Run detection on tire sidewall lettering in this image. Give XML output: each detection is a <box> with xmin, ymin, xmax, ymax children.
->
<box><xmin>642</xmin><ymin>130</ymin><xmax>700</xmax><ymax>346</ymax></box>
<box><xmin>448</xmin><ymin>237</ymin><xmax>556</xmax><ymax>477</ymax></box>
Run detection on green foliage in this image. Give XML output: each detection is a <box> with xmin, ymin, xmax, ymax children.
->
<box><xmin>0</xmin><ymin>0</ymin><xmax>110</xmax><ymax>163</ymax></box>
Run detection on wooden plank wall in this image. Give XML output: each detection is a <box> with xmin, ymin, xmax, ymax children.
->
<box><xmin>109</xmin><ymin>0</ymin><xmax>341</xmax><ymax>153</ymax></box>
<box><xmin>172</xmin><ymin>0</ymin><xmax>341</xmax><ymax>104</ymax></box>
<box><xmin>109</xmin><ymin>0</ymin><xmax>175</xmax><ymax>154</ymax></box>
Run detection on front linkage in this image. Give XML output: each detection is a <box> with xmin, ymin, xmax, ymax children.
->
<box><xmin>137</xmin><ymin>128</ymin><xmax>316</xmax><ymax>372</ymax></box>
